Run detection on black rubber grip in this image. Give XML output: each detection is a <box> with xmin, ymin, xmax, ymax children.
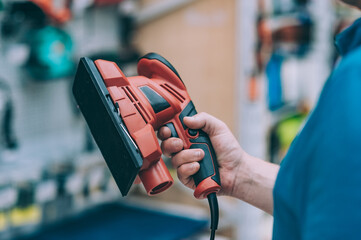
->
<box><xmin>190</xmin><ymin>132</ymin><xmax>221</xmax><ymax>186</ymax></box>
<box><xmin>179</xmin><ymin>102</ymin><xmax>221</xmax><ymax>186</ymax></box>
<box><xmin>139</xmin><ymin>86</ymin><xmax>171</xmax><ymax>113</ymax></box>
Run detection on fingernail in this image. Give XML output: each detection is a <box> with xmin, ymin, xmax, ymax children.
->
<box><xmin>195</xmin><ymin>150</ymin><xmax>202</xmax><ymax>158</ymax></box>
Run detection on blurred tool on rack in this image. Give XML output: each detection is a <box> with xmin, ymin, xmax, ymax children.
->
<box><xmin>0</xmin><ymin>80</ymin><xmax>18</xmax><ymax>152</ymax></box>
<box><xmin>265</xmin><ymin>1</ymin><xmax>313</xmax><ymax>111</ymax></box>
<box><xmin>1</xmin><ymin>0</ymin><xmax>74</xmax><ymax>81</ymax></box>
<box><xmin>248</xmin><ymin>0</ymin><xmax>313</xmax><ymax>111</ymax></box>
<box><xmin>268</xmin><ymin>101</ymin><xmax>309</xmax><ymax>164</ymax></box>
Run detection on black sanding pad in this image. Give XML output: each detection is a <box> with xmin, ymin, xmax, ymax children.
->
<box><xmin>72</xmin><ymin>57</ymin><xmax>143</xmax><ymax>196</ymax></box>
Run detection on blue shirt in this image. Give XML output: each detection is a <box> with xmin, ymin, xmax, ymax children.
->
<box><xmin>273</xmin><ymin>18</ymin><xmax>361</xmax><ymax>240</ymax></box>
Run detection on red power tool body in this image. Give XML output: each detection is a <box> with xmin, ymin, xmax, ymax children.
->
<box><xmin>94</xmin><ymin>53</ymin><xmax>221</xmax><ymax>198</ymax></box>
<box><xmin>73</xmin><ymin>53</ymin><xmax>221</xmax><ymax>239</ymax></box>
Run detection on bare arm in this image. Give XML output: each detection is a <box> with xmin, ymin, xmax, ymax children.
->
<box><xmin>233</xmin><ymin>153</ymin><xmax>279</xmax><ymax>215</ymax></box>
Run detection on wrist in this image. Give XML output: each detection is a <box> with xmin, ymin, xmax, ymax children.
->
<box><xmin>230</xmin><ymin>153</ymin><xmax>280</xmax><ymax>215</ymax></box>
<box><xmin>229</xmin><ymin>152</ymin><xmax>254</xmax><ymax>200</ymax></box>
<box><xmin>218</xmin><ymin>149</ymin><xmax>252</xmax><ymax>199</ymax></box>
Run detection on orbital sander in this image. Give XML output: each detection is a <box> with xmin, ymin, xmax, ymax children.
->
<box><xmin>72</xmin><ymin>53</ymin><xmax>221</xmax><ymax>239</ymax></box>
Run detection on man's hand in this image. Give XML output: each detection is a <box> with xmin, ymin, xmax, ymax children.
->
<box><xmin>158</xmin><ymin>112</ymin><xmax>279</xmax><ymax>215</ymax></box>
<box><xmin>158</xmin><ymin>112</ymin><xmax>245</xmax><ymax>197</ymax></box>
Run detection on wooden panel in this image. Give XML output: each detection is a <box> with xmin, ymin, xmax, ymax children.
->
<box><xmin>135</xmin><ymin>0</ymin><xmax>236</xmax><ymax>132</ymax></box>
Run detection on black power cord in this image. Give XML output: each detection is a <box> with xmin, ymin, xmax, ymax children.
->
<box><xmin>207</xmin><ymin>192</ymin><xmax>219</xmax><ymax>240</ymax></box>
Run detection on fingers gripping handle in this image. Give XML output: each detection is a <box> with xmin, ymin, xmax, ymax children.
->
<box><xmin>166</xmin><ymin>102</ymin><xmax>221</xmax><ymax>199</ymax></box>
<box><xmin>190</xmin><ymin>131</ymin><xmax>221</xmax><ymax>199</ymax></box>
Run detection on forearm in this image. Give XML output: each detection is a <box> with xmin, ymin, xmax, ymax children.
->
<box><xmin>232</xmin><ymin>154</ymin><xmax>280</xmax><ymax>215</ymax></box>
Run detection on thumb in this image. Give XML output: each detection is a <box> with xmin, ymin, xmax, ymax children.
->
<box><xmin>183</xmin><ymin>112</ymin><xmax>226</xmax><ymax>136</ymax></box>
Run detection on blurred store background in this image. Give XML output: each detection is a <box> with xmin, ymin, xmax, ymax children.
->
<box><xmin>0</xmin><ymin>0</ymin><xmax>358</xmax><ymax>239</ymax></box>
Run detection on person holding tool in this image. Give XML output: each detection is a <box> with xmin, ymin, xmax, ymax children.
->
<box><xmin>158</xmin><ymin>0</ymin><xmax>361</xmax><ymax>239</ymax></box>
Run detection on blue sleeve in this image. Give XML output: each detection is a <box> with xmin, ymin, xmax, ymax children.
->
<box><xmin>302</xmin><ymin>51</ymin><xmax>361</xmax><ymax>240</ymax></box>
